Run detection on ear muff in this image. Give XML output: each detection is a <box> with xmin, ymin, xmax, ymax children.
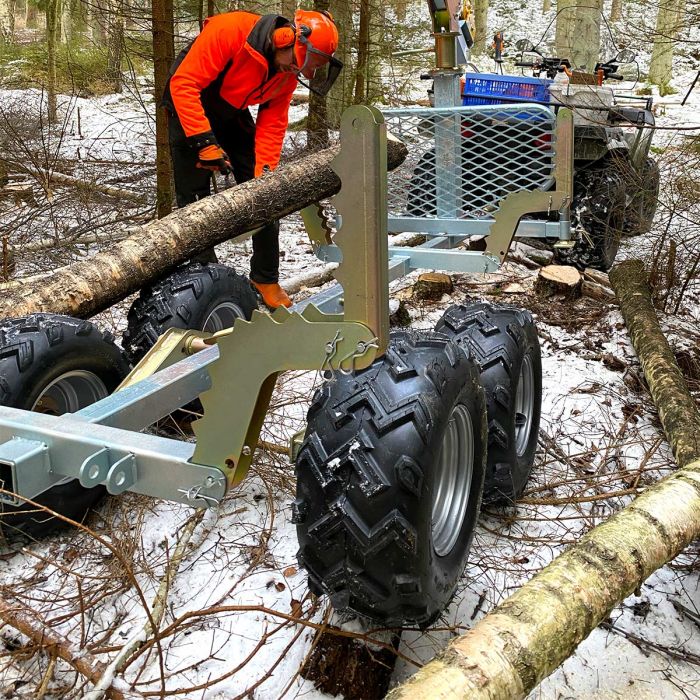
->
<box><xmin>272</xmin><ymin>26</ymin><xmax>295</xmax><ymax>49</ymax></box>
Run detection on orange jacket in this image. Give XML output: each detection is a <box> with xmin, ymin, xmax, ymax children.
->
<box><xmin>169</xmin><ymin>12</ymin><xmax>298</xmax><ymax>176</ymax></box>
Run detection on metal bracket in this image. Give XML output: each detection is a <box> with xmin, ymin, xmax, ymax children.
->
<box><xmin>484</xmin><ymin>108</ymin><xmax>574</xmax><ymax>263</ymax></box>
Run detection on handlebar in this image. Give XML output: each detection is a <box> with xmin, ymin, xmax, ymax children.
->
<box><xmin>606</xmin><ymin>72</ymin><xmax>624</xmax><ymax>81</ymax></box>
<box><xmin>515</xmin><ymin>61</ymin><xmax>535</xmax><ymax>67</ymax></box>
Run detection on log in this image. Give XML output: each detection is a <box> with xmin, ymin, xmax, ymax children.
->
<box><xmin>583</xmin><ymin>267</ymin><xmax>611</xmax><ymax>287</ymax></box>
<box><xmin>387</xmin><ymin>259</ymin><xmax>700</xmax><ymax>699</ymax></box>
<box><xmin>581</xmin><ymin>279</ymin><xmax>616</xmax><ymax>303</ymax></box>
<box><xmin>609</xmin><ymin>259</ymin><xmax>700</xmax><ymax>467</ymax></box>
<box><xmin>0</xmin><ymin>139</ymin><xmax>408</xmax><ymax>321</ymax></box>
<box><xmin>534</xmin><ymin>265</ymin><xmax>582</xmax><ymax>298</ymax></box>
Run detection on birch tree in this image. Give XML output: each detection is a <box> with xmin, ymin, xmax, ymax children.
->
<box><xmin>0</xmin><ymin>0</ymin><xmax>15</xmax><ymax>41</ymax></box>
<box><xmin>649</xmin><ymin>0</ymin><xmax>685</xmax><ymax>93</ymax></box>
<box><xmin>555</xmin><ymin>0</ymin><xmax>602</xmax><ymax>71</ymax></box>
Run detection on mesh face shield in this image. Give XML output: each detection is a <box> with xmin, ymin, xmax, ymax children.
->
<box><xmin>295</xmin><ymin>34</ymin><xmax>343</xmax><ymax>97</ymax></box>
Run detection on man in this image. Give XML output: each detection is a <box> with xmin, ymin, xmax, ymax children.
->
<box><xmin>163</xmin><ymin>10</ymin><xmax>341</xmax><ymax>309</ymax></box>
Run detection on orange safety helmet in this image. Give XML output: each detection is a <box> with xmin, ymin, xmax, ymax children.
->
<box><xmin>292</xmin><ymin>9</ymin><xmax>342</xmax><ymax>94</ymax></box>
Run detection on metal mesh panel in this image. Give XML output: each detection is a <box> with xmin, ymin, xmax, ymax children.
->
<box><xmin>383</xmin><ymin>104</ymin><xmax>556</xmax><ymax>220</ymax></box>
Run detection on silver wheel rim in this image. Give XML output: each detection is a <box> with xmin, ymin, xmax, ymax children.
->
<box><xmin>203</xmin><ymin>301</ymin><xmax>247</xmax><ymax>333</ymax></box>
<box><xmin>514</xmin><ymin>355</ymin><xmax>535</xmax><ymax>456</ymax></box>
<box><xmin>431</xmin><ymin>404</ymin><xmax>475</xmax><ymax>558</ymax></box>
<box><xmin>31</xmin><ymin>370</ymin><xmax>109</xmax><ymax>415</ymax></box>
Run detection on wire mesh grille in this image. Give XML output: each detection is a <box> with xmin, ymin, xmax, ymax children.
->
<box><xmin>383</xmin><ymin>104</ymin><xmax>557</xmax><ymax>220</ymax></box>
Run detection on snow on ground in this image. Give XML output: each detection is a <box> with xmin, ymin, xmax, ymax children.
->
<box><xmin>1</xmin><ymin>2</ymin><xmax>700</xmax><ymax>698</ymax></box>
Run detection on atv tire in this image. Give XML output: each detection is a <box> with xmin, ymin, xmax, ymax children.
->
<box><xmin>435</xmin><ymin>303</ymin><xmax>542</xmax><ymax>503</ymax></box>
<box><xmin>621</xmin><ymin>157</ymin><xmax>659</xmax><ymax>236</ymax></box>
<box><xmin>294</xmin><ymin>330</ymin><xmax>487</xmax><ymax>628</ymax></box>
<box><xmin>123</xmin><ymin>262</ymin><xmax>257</xmax><ymax>363</ymax></box>
<box><xmin>0</xmin><ymin>314</ymin><xmax>130</xmax><ymax>539</ymax></box>
<box><xmin>556</xmin><ymin>166</ymin><xmax>626</xmax><ymax>271</ymax></box>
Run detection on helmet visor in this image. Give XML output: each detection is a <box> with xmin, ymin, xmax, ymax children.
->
<box><xmin>296</xmin><ymin>36</ymin><xmax>343</xmax><ymax>97</ymax></box>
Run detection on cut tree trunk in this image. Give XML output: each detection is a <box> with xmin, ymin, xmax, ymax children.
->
<box><xmin>534</xmin><ymin>264</ymin><xmax>582</xmax><ymax>298</ymax></box>
<box><xmin>581</xmin><ymin>280</ymin><xmax>615</xmax><ymax>302</ymax></box>
<box><xmin>0</xmin><ymin>139</ymin><xmax>408</xmax><ymax>321</ymax></box>
<box><xmin>609</xmin><ymin>259</ymin><xmax>700</xmax><ymax>467</ymax></box>
<box><xmin>387</xmin><ymin>258</ymin><xmax>700</xmax><ymax>699</ymax></box>
<box><xmin>300</xmin><ymin>624</ymin><xmax>401</xmax><ymax>700</ymax></box>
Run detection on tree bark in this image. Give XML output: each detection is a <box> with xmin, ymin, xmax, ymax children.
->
<box><xmin>649</xmin><ymin>0</ymin><xmax>685</xmax><ymax>92</ymax></box>
<box><xmin>610</xmin><ymin>0</ymin><xmax>622</xmax><ymax>21</ymax></box>
<box><xmin>472</xmin><ymin>0</ymin><xmax>489</xmax><ymax>56</ymax></box>
<box><xmin>305</xmin><ymin>0</ymin><xmax>332</xmax><ymax>149</ymax></box>
<box><xmin>609</xmin><ymin>259</ymin><xmax>700</xmax><ymax>467</ymax></box>
<box><xmin>0</xmin><ymin>0</ymin><xmax>15</xmax><ymax>40</ymax></box>
<box><xmin>387</xmin><ymin>258</ymin><xmax>700</xmax><ymax>699</ymax></box>
<box><xmin>353</xmin><ymin>0</ymin><xmax>370</xmax><ymax>103</ymax></box>
<box><xmin>556</xmin><ymin>0</ymin><xmax>602</xmax><ymax>72</ymax></box>
<box><xmin>106</xmin><ymin>0</ymin><xmax>124</xmax><ymax>93</ymax></box>
<box><xmin>152</xmin><ymin>0</ymin><xmax>175</xmax><ymax>218</ymax></box>
<box><xmin>46</xmin><ymin>0</ymin><xmax>61</xmax><ymax>122</ymax></box>
<box><xmin>0</xmin><ymin>139</ymin><xmax>407</xmax><ymax>321</ymax></box>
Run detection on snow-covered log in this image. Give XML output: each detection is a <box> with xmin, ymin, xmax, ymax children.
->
<box><xmin>387</xmin><ymin>258</ymin><xmax>700</xmax><ymax>700</ymax></box>
<box><xmin>0</xmin><ymin>139</ymin><xmax>408</xmax><ymax>321</ymax></box>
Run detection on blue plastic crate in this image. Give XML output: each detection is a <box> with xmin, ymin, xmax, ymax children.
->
<box><xmin>462</xmin><ymin>73</ymin><xmax>551</xmax><ymax>106</ymax></box>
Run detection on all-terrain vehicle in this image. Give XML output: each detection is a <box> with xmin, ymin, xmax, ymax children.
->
<box><xmin>404</xmin><ymin>39</ymin><xmax>659</xmax><ymax>271</ymax></box>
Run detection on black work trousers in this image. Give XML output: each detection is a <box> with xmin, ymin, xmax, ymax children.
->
<box><xmin>168</xmin><ymin>109</ymin><xmax>280</xmax><ymax>284</ymax></box>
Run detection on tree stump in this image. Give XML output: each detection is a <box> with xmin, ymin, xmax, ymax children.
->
<box><xmin>300</xmin><ymin>625</ymin><xmax>401</xmax><ymax>700</ymax></box>
<box><xmin>413</xmin><ymin>272</ymin><xmax>454</xmax><ymax>301</ymax></box>
<box><xmin>534</xmin><ymin>265</ymin><xmax>582</xmax><ymax>299</ymax></box>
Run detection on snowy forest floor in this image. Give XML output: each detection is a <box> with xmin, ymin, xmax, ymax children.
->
<box><xmin>1</xmin><ymin>6</ymin><xmax>700</xmax><ymax>699</ymax></box>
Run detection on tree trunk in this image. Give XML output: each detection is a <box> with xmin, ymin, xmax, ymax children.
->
<box><xmin>555</xmin><ymin>0</ymin><xmax>602</xmax><ymax>71</ymax></box>
<box><xmin>305</xmin><ymin>0</ymin><xmax>332</xmax><ymax>148</ymax></box>
<box><xmin>649</xmin><ymin>0</ymin><xmax>685</xmax><ymax>92</ymax></box>
<box><xmin>472</xmin><ymin>0</ymin><xmax>489</xmax><ymax>56</ymax></box>
<box><xmin>0</xmin><ymin>139</ymin><xmax>407</xmax><ymax>320</ymax></box>
<box><xmin>609</xmin><ymin>260</ymin><xmax>700</xmax><ymax>466</ymax></box>
<box><xmin>353</xmin><ymin>0</ymin><xmax>370</xmax><ymax>103</ymax></box>
<box><xmin>106</xmin><ymin>0</ymin><xmax>124</xmax><ymax>93</ymax></box>
<box><xmin>25</xmin><ymin>0</ymin><xmax>39</xmax><ymax>29</ymax></box>
<box><xmin>542</xmin><ymin>0</ymin><xmax>551</xmax><ymax>13</ymax></box>
<box><xmin>46</xmin><ymin>0</ymin><xmax>61</xmax><ymax>122</ymax></box>
<box><xmin>325</xmin><ymin>0</ymin><xmax>355</xmax><ymax>128</ymax></box>
<box><xmin>152</xmin><ymin>0</ymin><xmax>175</xmax><ymax>218</ymax></box>
<box><xmin>388</xmin><ymin>259</ymin><xmax>700</xmax><ymax>700</ymax></box>
<box><xmin>0</xmin><ymin>0</ymin><xmax>15</xmax><ymax>40</ymax></box>
<box><xmin>610</xmin><ymin>0</ymin><xmax>622</xmax><ymax>21</ymax></box>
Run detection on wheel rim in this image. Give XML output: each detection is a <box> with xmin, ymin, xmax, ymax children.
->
<box><xmin>31</xmin><ymin>371</ymin><xmax>109</xmax><ymax>415</ymax></box>
<box><xmin>431</xmin><ymin>404</ymin><xmax>475</xmax><ymax>558</ymax></box>
<box><xmin>514</xmin><ymin>355</ymin><xmax>535</xmax><ymax>457</ymax></box>
<box><xmin>203</xmin><ymin>301</ymin><xmax>247</xmax><ymax>333</ymax></box>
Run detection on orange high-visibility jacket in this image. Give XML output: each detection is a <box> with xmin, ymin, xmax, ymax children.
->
<box><xmin>169</xmin><ymin>12</ymin><xmax>298</xmax><ymax>176</ymax></box>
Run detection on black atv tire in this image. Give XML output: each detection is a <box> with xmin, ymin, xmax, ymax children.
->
<box><xmin>435</xmin><ymin>303</ymin><xmax>542</xmax><ymax>503</ymax></box>
<box><xmin>122</xmin><ymin>262</ymin><xmax>258</xmax><ymax>363</ymax></box>
<box><xmin>294</xmin><ymin>330</ymin><xmax>487</xmax><ymax>628</ymax></box>
<box><xmin>556</xmin><ymin>166</ymin><xmax>626</xmax><ymax>271</ymax></box>
<box><xmin>621</xmin><ymin>157</ymin><xmax>660</xmax><ymax>236</ymax></box>
<box><xmin>0</xmin><ymin>314</ymin><xmax>130</xmax><ymax>539</ymax></box>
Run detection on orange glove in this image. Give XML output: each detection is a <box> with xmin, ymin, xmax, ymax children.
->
<box><xmin>197</xmin><ymin>145</ymin><xmax>232</xmax><ymax>174</ymax></box>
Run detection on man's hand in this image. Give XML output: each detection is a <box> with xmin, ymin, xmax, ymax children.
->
<box><xmin>197</xmin><ymin>145</ymin><xmax>232</xmax><ymax>174</ymax></box>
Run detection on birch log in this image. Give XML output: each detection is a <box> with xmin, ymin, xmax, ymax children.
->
<box><xmin>0</xmin><ymin>140</ymin><xmax>407</xmax><ymax>321</ymax></box>
<box><xmin>387</xmin><ymin>259</ymin><xmax>700</xmax><ymax>699</ymax></box>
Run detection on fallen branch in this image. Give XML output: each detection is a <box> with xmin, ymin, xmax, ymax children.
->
<box><xmin>387</xmin><ymin>258</ymin><xmax>700</xmax><ymax>700</ymax></box>
<box><xmin>0</xmin><ymin>595</ymin><xmax>137</xmax><ymax>700</ymax></box>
